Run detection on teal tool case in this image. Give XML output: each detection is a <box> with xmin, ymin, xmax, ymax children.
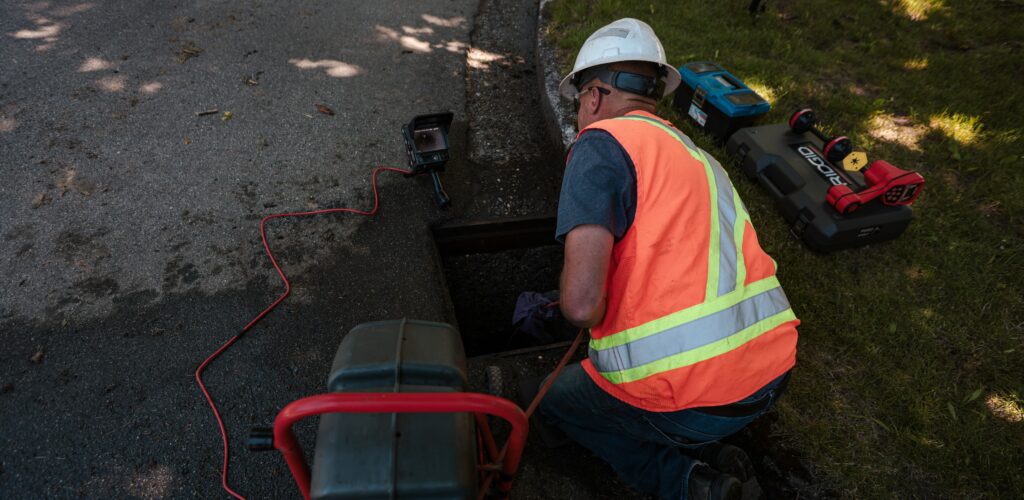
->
<box><xmin>673</xmin><ymin>62</ymin><xmax>770</xmax><ymax>142</ymax></box>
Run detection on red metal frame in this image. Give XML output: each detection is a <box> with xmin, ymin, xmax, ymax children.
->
<box><xmin>273</xmin><ymin>392</ymin><xmax>529</xmax><ymax>500</ymax></box>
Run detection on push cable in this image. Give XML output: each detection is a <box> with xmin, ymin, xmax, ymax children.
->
<box><xmin>194</xmin><ymin>166</ymin><xmax>411</xmax><ymax>499</ymax></box>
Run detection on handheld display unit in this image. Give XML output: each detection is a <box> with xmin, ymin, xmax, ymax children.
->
<box><xmin>403</xmin><ymin>112</ymin><xmax>454</xmax><ymax>208</ymax></box>
<box><xmin>673</xmin><ymin>62</ymin><xmax>770</xmax><ymax>142</ymax></box>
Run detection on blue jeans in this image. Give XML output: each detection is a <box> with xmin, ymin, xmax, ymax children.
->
<box><xmin>538</xmin><ymin>364</ymin><xmax>786</xmax><ymax>500</ymax></box>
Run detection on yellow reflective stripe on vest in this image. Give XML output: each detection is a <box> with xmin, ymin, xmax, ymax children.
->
<box><xmin>590</xmin><ymin>275</ymin><xmax>784</xmax><ymax>350</ymax></box>
<box><xmin>615</xmin><ymin>115</ymin><xmax>740</xmax><ymax>299</ymax></box>
<box><xmin>590</xmin><ymin>294</ymin><xmax>796</xmax><ymax>384</ymax></box>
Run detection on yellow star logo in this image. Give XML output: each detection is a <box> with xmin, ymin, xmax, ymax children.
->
<box><xmin>843</xmin><ymin>151</ymin><xmax>868</xmax><ymax>172</ymax></box>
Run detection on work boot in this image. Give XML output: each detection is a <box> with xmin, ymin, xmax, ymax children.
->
<box><xmin>697</xmin><ymin>443</ymin><xmax>756</xmax><ymax>483</ymax></box>
<box><xmin>688</xmin><ymin>465</ymin><xmax>742</xmax><ymax>500</ymax></box>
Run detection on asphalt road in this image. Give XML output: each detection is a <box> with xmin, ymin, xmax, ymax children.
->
<box><xmin>0</xmin><ymin>0</ymin><xmax>486</xmax><ymax>497</ymax></box>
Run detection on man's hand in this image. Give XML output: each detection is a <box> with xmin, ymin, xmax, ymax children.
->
<box><xmin>560</xmin><ymin>224</ymin><xmax>613</xmax><ymax>328</ymax></box>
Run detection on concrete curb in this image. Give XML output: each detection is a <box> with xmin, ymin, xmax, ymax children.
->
<box><xmin>536</xmin><ymin>0</ymin><xmax>576</xmax><ymax>153</ymax></box>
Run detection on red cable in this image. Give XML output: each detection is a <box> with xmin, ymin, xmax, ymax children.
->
<box><xmin>194</xmin><ymin>166</ymin><xmax>411</xmax><ymax>499</ymax></box>
<box><xmin>195</xmin><ymin>334</ymin><xmax>246</xmax><ymax>500</ymax></box>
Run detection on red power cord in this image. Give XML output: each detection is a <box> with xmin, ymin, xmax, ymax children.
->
<box><xmin>194</xmin><ymin>166</ymin><xmax>411</xmax><ymax>499</ymax></box>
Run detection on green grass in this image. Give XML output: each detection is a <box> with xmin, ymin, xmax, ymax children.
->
<box><xmin>547</xmin><ymin>0</ymin><xmax>1024</xmax><ymax>497</ymax></box>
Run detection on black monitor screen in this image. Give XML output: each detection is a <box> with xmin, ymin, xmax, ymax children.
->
<box><xmin>414</xmin><ymin>127</ymin><xmax>446</xmax><ymax>153</ymax></box>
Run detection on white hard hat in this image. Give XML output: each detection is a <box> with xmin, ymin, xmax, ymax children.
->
<box><xmin>558</xmin><ymin>18</ymin><xmax>681</xmax><ymax>100</ymax></box>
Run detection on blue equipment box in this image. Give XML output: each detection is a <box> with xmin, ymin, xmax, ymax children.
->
<box><xmin>673</xmin><ymin>62</ymin><xmax>770</xmax><ymax>142</ymax></box>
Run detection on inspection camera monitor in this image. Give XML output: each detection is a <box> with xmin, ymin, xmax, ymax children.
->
<box><xmin>403</xmin><ymin>112</ymin><xmax>454</xmax><ymax>209</ymax></box>
<box><xmin>403</xmin><ymin>112</ymin><xmax>453</xmax><ymax>174</ymax></box>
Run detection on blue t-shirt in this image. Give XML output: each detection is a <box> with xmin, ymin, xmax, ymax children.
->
<box><xmin>555</xmin><ymin>130</ymin><xmax>637</xmax><ymax>244</ymax></box>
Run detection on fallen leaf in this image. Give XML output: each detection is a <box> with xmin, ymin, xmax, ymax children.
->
<box><xmin>222</xmin><ymin>111</ymin><xmax>232</xmax><ymax>121</ymax></box>
<box><xmin>30</xmin><ymin>350</ymin><xmax>45</xmax><ymax>364</ymax></box>
<box><xmin>183</xmin><ymin>136</ymin><xmax>191</xmax><ymax>145</ymax></box>
<box><xmin>315</xmin><ymin>104</ymin><xmax>335</xmax><ymax>116</ymax></box>
<box><xmin>31</xmin><ymin>192</ymin><xmax>51</xmax><ymax>208</ymax></box>
<box><xmin>57</xmin><ymin>168</ymin><xmax>76</xmax><ymax>197</ymax></box>
<box><xmin>177</xmin><ymin>41</ymin><xmax>203</xmax><ymax>63</ymax></box>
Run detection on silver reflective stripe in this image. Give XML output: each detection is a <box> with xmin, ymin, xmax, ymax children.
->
<box><xmin>624</xmin><ymin>115</ymin><xmax>740</xmax><ymax>296</ymax></box>
<box><xmin>589</xmin><ymin>286</ymin><xmax>791</xmax><ymax>374</ymax></box>
<box><xmin>708</xmin><ymin>154</ymin><xmax>738</xmax><ymax>296</ymax></box>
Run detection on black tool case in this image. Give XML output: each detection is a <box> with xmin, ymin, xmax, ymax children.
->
<box><xmin>726</xmin><ymin>124</ymin><xmax>914</xmax><ymax>252</ymax></box>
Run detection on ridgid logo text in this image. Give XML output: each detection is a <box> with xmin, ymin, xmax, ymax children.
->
<box><xmin>797</xmin><ymin>145</ymin><xmax>848</xmax><ymax>186</ymax></box>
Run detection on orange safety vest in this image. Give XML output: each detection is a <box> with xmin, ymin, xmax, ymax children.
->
<box><xmin>574</xmin><ymin>110</ymin><xmax>799</xmax><ymax>412</ymax></box>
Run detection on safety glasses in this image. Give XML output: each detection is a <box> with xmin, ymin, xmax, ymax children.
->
<box><xmin>572</xmin><ymin>86</ymin><xmax>611</xmax><ymax>109</ymax></box>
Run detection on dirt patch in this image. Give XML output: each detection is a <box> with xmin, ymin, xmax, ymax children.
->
<box><xmin>868</xmin><ymin>113</ymin><xmax>928</xmax><ymax>151</ymax></box>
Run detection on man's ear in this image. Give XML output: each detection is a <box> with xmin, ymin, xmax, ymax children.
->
<box><xmin>588</xmin><ymin>87</ymin><xmax>602</xmax><ymax>114</ymax></box>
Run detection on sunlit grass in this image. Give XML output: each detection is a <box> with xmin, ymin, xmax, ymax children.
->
<box><xmin>867</xmin><ymin>113</ymin><xmax>927</xmax><ymax>151</ymax></box>
<box><xmin>745</xmin><ymin>80</ymin><xmax>778</xmax><ymax>106</ymax></box>
<box><xmin>892</xmin><ymin>0</ymin><xmax>945</xmax><ymax>21</ymax></box>
<box><xmin>986</xmin><ymin>393</ymin><xmax>1023</xmax><ymax>423</ymax></box>
<box><xmin>929</xmin><ymin>112</ymin><xmax>982</xmax><ymax>145</ymax></box>
<box><xmin>903</xmin><ymin>57</ymin><xmax>929</xmax><ymax>70</ymax></box>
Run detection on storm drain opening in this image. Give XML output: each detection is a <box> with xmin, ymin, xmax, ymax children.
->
<box><xmin>433</xmin><ymin>217</ymin><xmax>571</xmax><ymax>357</ymax></box>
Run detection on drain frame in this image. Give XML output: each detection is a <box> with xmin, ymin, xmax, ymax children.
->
<box><xmin>432</xmin><ymin>216</ymin><xmax>557</xmax><ymax>255</ymax></box>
